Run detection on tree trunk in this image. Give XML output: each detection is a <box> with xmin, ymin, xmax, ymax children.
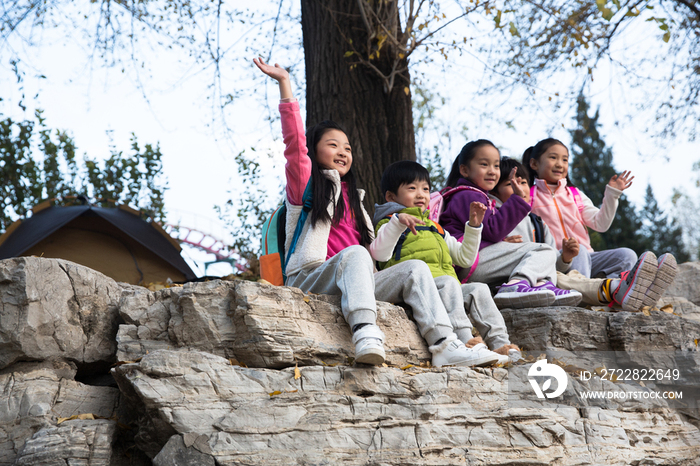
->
<box><xmin>300</xmin><ymin>0</ymin><xmax>415</xmax><ymax>211</ymax></box>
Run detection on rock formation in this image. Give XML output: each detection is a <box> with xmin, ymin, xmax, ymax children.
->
<box><xmin>1</xmin><ymin>256</ymin><xmax>699</xmax><ymax>465</ymax></box>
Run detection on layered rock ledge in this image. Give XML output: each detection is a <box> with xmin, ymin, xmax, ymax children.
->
<box><xmin>1</xmin><ymin>256</ymin><xmax>699</xmax><ymax>465</ymax></box>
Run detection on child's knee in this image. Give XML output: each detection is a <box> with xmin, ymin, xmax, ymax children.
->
<box><xmin>619</xmin><ymin>248</ymin><xmax>637</xmax><ymax>268</ymax></box>
<box><xmin>341</xmin><ymin>245</ymin><xmax>372</xmax><ymax>264</ymax></box>
<box><xmin>402</xmin><ymin>260</ymin><xmax>433</xmax><ymax>280</ymax></box>
<box><xmin>467</xmin><ymin>282</ymin><xmax>491</xmax><ymax>299</ymax></box>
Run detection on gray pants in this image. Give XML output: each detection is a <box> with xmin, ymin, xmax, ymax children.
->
<box><xmin>286</xmin><ymin>246</ymin><xmax>454</xmax><ymax>345</ymax></box>
<box><xmin>570</xmin><ymin>247</ymin><xmax>637</xmax><ymax>279</ymax></box>
<box><xmin>433</xmin><ymin>276</ymin><xmax>511</xmax><ymax>350</ymax></box>
<box><xmin>460</xmin><ymin>282</ymin><xmax>510</xmax><ymax>350</ymax></box>
<box><xmin>458</xmin><ymin>241</ymin><xmax>558</xmax><ymax>286</ymax></box>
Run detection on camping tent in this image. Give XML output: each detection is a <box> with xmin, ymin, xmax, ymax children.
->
<box><xmin>0</xmin><ymin>202</ymin><xmax>196</xmax><ymax>285</ymax></box>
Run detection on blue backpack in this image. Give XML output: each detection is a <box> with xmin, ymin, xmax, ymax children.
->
<box><xmin>260</xmin><ymin>179</ymin><xmax>313</xmax><ymax>285</ymax></box>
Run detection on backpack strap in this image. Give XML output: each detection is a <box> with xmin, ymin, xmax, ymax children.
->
<box><xmin>282</xmin><ymin>178</ymin><xmax>313</xmax><ymax>283</ymax></box>
<box><xmin>440</xmin><ymin>185</ymin><xmax>496</xmax><ymax>211</ymax></box>
<box><xmin>459</xmin><ymin>253</ymin><xmax>479</xmax><ymax>284</ymax></box>
<box><xmin>529</xmin><ymin>213</ymin><xmax>546</xmax><ymax>243</ymax></box>
<box><xmin>392</xmin><ymin>224</ymin><xmax>445</xmax><ymax>262</ymax></box>
<box><xmin>569</xmin><ymin>186</ymin><xmax>585</xmax><ymax>213</ymax></box>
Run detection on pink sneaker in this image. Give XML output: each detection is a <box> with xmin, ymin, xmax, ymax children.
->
<box><xmin>612</xmin><ymin>252</ymin><xmax>658</xmax><ymax>311</ymax></box>
<box><xmin>643</xmin><ymin>253</ymin><xmax>677</xmax><ymax>308</ymax></box>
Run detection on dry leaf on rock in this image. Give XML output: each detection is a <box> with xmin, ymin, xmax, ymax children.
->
<box><xmin>57</xmin><ymin>413</ymin><xmax>96</xmax><ymax>425</ymax></box>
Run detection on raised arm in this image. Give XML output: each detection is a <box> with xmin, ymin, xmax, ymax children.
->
<box><xmin>253</xmin><ymin>58</ymin><xmax>293</xmax><ymax>100</ymax></box>
<box><xmin>253</xmin><ymin>58</ymin><xmax>310</xmax><ymax>205</ymax></box>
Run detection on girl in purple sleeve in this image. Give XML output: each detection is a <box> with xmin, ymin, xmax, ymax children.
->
<box><xmin>440</xmin><ymin>140</ymin><xmax>581</xmax><ymax>309</ymax></box>
<box><xmin>254</xmin><ymin>58</ymin><xmax>500</xmax><ymax>368</ymax></box>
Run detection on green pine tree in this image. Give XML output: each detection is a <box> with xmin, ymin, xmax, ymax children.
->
<box><xmin>569</xmin><ymin>94</ymin><xmax>645</xmax><ymax>254</ymax></box>
<box><xmin>640</xmin><ymin>184</ymin><xmax>690</xmax><ymax>262</ymax></box>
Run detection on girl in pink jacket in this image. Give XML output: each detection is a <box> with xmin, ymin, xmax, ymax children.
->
<box><xmin>523</xmin><ymin>138</ymin><xmax>676</xmax><ymax>309</ymax></box>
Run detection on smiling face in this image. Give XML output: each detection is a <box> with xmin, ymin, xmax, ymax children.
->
<box><xmin>315</xmin><ymin>129</ymin><xmax>352</xmax><ymax>177</ymax></box>
<box><xmin>530</xmin><ymin>143</ymin><xmax>569</xmax><ymax>184</ymax></box>
<box><xmin>459</xmin><ymin>145</ymin><xmax>501</xmax><ymax>191</ymax></box>
<box><xmin>494</xmin><ymin>177</ymin><xmax>530</xmax><ymax>204</ymax></box>
<box><xmin>386</xmin><ymin>179</ymin><xmax>431</xmax><ymax>212</ymax></box>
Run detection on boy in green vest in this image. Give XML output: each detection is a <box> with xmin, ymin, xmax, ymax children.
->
<box><xmin>370</xmin><ymin>160</ymin><xmax>520</xmax><ymax>365</ymax></box>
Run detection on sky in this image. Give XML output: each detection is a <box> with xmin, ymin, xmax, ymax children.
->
<box><xmin>1</xmin><ymin>4</ymin><xmax>698</xmax><ymax>275</ymax></box>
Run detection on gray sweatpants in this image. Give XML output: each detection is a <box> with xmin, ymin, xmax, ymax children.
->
<box><xmin>435</xmin><ymin>278</ymin><xmax>510</xmax><ymax>350</ymax></box>
<box><xmin>458</xmin><ymin>241</ymin><xmax>558</xmax><ymax>286</ymax></box>
<box><xmin>570</xmin><ymin>247</ymin><xmax>637</xmax><ymax>279</ymax></box>
<box><xmin>461</xmin><ymin>282</ymin><xmax>511</xmax><ymax>349</ymax></box>
<box><xmin>286</xmin><ymin>245</ymin><xmax>454</xmax><ymax>346</ymax></box>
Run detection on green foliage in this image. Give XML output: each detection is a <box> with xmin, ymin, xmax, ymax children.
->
<box><xmin>84</xmin><ymin>136</ymin><xmax>167</xmax><ymax>220</ymax></box>
<box><xmin>569</xmin><ymin>94</ymin><xmax>646</xmax><ymax>254</ymax></box>
<box><xmin>639</xmin><ymin>184</ymin><xmax>689</xmax><ymax>261</ymax></box>
<box><xmin>413</xmin><ymin>84</ymin><xmax>448</xmax><ymax>189</ymax></box>
<box><xmin>0</xmin><ymin>109</ymin><xmax>167</xmax><ymax>232</ymax></box>
<box><xmin>214</xmin><ymin>148</ymin><xmax>279</xmax><ymax>265</ymax></box>
<box><xmin>671</xmin><ymin>161</ymin><xmax>700</xmax><ymax>260</ymax></box>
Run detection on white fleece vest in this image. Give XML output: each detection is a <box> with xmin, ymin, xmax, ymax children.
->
<box><xmin>284</xmin><ymin>169</ymin><xmax>374</xmax><ymax>276</ymax></box>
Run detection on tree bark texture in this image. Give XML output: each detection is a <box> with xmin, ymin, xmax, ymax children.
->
<box><xmin>300</xmin><ymin>0</ymin><xmax>416</xmax><ymax>211</ymax></box>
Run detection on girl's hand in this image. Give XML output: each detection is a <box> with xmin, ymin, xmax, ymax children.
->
<box><xmin>503</xmin><ymin>235</ymin><xmax>523</xmax><ymax>243</ymax></box>
<box><xmin>253</xmin><ymin>57</ymin><xmax>289</xmax><ymax>82</ymax></box>
<box><xmin>561</xmin><ymin>237</ymin><xmax>579</xmax><ymax>263</ymax></box>
<box><xmin>397</xmin><ymin>213</ymin><xmax>425</xmax><ymax>235</ymax></box>
<box><xmin>509</xmin><ymin>168</ymin><xmax>528</xmax><ymax>199</ymax></box>
<box><xmin>253</xmin><ymin>58</ymin><xmax>293</xmax><ymax>99</ymax></box>
<box><xmin>469</xmin><ymin>201</ymin><xmax>487</xmax><ymax>227</ymax></box>
<box><xmin>608</xmin><ymin>170</ymin><xmax>634</xmax><ymax>191</ymax></box>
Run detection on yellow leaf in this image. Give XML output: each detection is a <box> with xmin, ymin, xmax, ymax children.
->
<box><xmin>344</xmin><ymin>51</ymin><xmax>354</xmax><ymax>58</ymax></box>
<box><xmin>404</xmin><ymin>87</ymin><xmax>410</xmax><ymax>96</ymax></box>
<box><xmin>269</xmin><ymin>390</ymin><xmax>282</xmax><ymax>397</ymax></box>
<box><xmin>303</xmin><ymin>296</ymin><xmax>310</xmax><ymax>303</ymax></box>
<box><xmin>294</xmin><ymin>365</ymin><xmax>301</xmax><ymax>380</ymax></box>
<box><xmin>57</xmin><ymin>413</ymin><xmax>95</xmax><ymax>425</ymax></box>
<box><xmin>659</xmin><ymin>304</ymin><xmax>674</xmax><ymax>313</ymax></box>
<box><xmin>641</xmin><ymin>306</ymin><xmax>651</xmax><ymax>316</ymax></box>
<box><xmin>695</xmin><ymin>339</ymin><xmax>698</xmax><ymax>347</ymax></box>
<box><xmin>382</xmin><ymin>363</ymin><xmax>388</xmax><ymax>367</ymax></box>
<box><xmin>401</xmin><ymin>364</ymin><xmax>414</xmax><ymax>370</ymax></box>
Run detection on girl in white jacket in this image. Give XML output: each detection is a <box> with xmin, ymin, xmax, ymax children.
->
<box><xmin>254</xmin><ymin>57</ymin><xmax>498</xmax><ymax>368</ymax></box>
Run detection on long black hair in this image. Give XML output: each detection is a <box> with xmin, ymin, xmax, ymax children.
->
<box><xmin>522</xmin><ymin>138</ymin><xmax>575</xmax><ymax>187</ymax></box>
<box><xmin>305</xmin><ymin>120</ymin><xmax>372</xmax><ymax>247</ymax></box>
<box><xmin>445</xmin><ymin>139</ymin><xmax>499</xmax><ymax>188</ymax></box>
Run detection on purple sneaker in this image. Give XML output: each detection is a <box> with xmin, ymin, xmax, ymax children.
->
<box><xmin>643</xmin><ymin>253</ymin><xmax>677</xmax><ymax>308</ymax></box>
<box><xmin>534</xmin><ymin>281</ymin><xmax>582</xmax><ymax>307</ymax></box>
<box><xmin>493</xmin><ymin>280</ymin><xmax>555</xmax><ymax>309</ymax></box>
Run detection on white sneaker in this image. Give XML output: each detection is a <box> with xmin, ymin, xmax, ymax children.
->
<box><xmin>472</xmin><ymin>343</ymin><xmax>509</xmax><ymax>365</ymax></box>
<box><xmin>352</xmin><ymin>325</ymin><xmax>385</xmax><ymax>366</ymax></box>
<box><xmin>508</xmin><ymin>349</ymin><xmax>523</xmax><ymax>363</ymax></box>
<box><xmin>430</xmin><ymin>335</ymin><xmax>500</xmax><ymax>368</ymax></box>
